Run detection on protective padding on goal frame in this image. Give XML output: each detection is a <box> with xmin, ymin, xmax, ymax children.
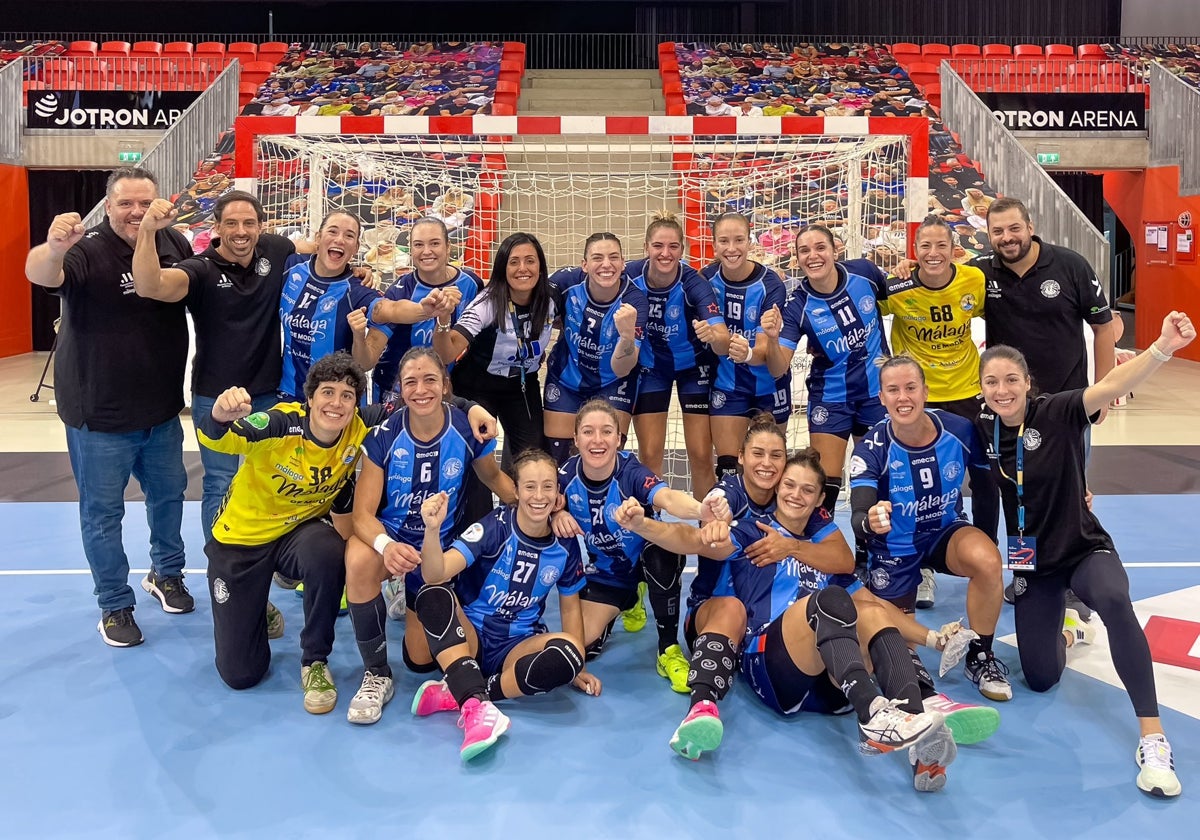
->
<box><xmin>233</xmin><ymin>115</ymin><xmax>930</xmax><ymax>274</ymax></box>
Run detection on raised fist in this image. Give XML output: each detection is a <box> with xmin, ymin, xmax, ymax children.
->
<box><xmin>46</xmin><ymin>212</ymin><xmax>85</xmax><ymax>255</ymax></box>
<box><xmin>213</xmin><ymin>386</ymin><xmax>254</xmax><ymax>423</ymax></box>
<box><xmin>613</xmin><ymin>302</ymin><xmax>638</xmax><ymax>340</ymax></box>
<box><xmin>143</xmin><ymin>198</ymin><xmax>178</xmax><ymax>231</ymax></box>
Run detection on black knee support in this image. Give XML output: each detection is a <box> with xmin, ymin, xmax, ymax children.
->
<box><xmin>805</xmin><ymin>585</ymin><xmax>858</xmax><ymax>639</ymax></box>
<box><xmin>413</xmin><ymin>583</ymin><xmax>466</xmax><ymax>660</ymax></box>
<box><xmin>642</xmin><ymin>544</ymin><xmax>684</xmax><ymax>652</ymax></box>
<box><xmin>513</xmin><ymin>637</ymin><xmax>583</xmax><ymax>695</ymax></box>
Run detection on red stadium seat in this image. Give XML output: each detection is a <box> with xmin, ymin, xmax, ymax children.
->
<box><xmin>658</xmin><ymin>42</ymin><xmax>677</xmax><ymax>57</ymax></box>
<box><xmin>906</xmin><ymin>62</ymin><xmax>940</xmax><ymax>88</ymax></box>
<box><xmin>660</xmin><ymin>56</ymin><xmax>679</xmax><ymax>75</ymax></box>
<box><xmin>67</xmin><ymin>40</ymin><xmax>97</xmax><ymax>57</ymax></box>
<box><xmin>131</xmin><ymin>41</ymin><xmax>162</xmax><ymax>56</ymax></box>
<box><xmin>195</xmin><ymin>42</ymin><xmax>226</xmax><ymax>56</ymax></box>
<box><xmin>498</xmin><ymin>70</ymin><xmax>521</xmax><ymax>87</ymax></box>
<box><xmin>163</xmin><ymin>41</ymin><xmax>194</xmax><ymax>55</ymax></box>
<box><xmin>1045</xmin><ymin>44</ymin><xmax>1075</xmax><ymax>58</ymax></box>
<box><xmin>503</xmin><ymin>41</ymin><xmax>526</xmax><ymax>59</ymax></box>
<box><xmin>500</xmin><ymin>59</ymin><xmax>522</xmax><ymax>73</ymax></box>
<box><xmin>492</xmin><ymin>101</ymin><xmax>515</xmax><ymax>116</ymax></box>
<box><xmin>241</xmin><ymin>60</ymin><xmax>275</xmax><ymax>77</ymax></box>
<box><xmin>228</xmin><ymin>41</ymin><xmax>258</xmax><ymax>56</ymax></box>
<box><xmin>99</xmin><ymin>41</ymin><xmax>130</xmax><ymax>56</ymax></box>
<box><xmin>259</xmin><ymin>41</ymin><xmax>289</xmax><ymax>53</ymax></box>
<box><xmin>1014</xmin><ymin>44</ymin><xmax>1043</xmax><ymax>58</ymax></box>
<box><xmin>495</xmin><ymin>80</ymin><xmax>519</xmax><ymax>95</ymax></box>
<box><xmin>951</xmin><ymin>44</ymin><xmax>982</xmax><ymax>58</ymax></box>
<box><xmin>982</xmin><ymin>43</ymin><xmax>1013</xmax><ymax>58</ymax></box>
<box><xmin>1077</xmin><ymin>44</ymin><xmax>1106</xmax><ymax>61</ymax></box>
<box><xmin>891</xmin><ymin>42</ymin><xmax>921</xmax><ymax>58</ymax></box>
<box><xmin>921</xmin><ymin>43</ymin><xmax>951</xmax><ymax>61</ymax></box>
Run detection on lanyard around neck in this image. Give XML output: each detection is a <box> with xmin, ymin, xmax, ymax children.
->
<box><xmin>993</xmin><ymin>416</ymin><xmax>1025</xmax><ymax>535</ymax></box>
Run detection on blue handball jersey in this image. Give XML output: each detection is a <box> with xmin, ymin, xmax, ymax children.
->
<box><xmin>780</xmin><ymin>263</ymin><xmax>888</xmax><ymax>404</ymax></box>
<box><xmin>546</xmin><ymin>268</ymin><xmax>649</xmax><ymax>393</ymax></box>
<box><xmin>452</xmin><ymin>507</ymin><xmax>586</xmax><ymax>640</ymax></box>
<box><xmin>368</xmin><ymin>267</ymin><xmax>484</xmax><ymax>396</ymax></box>
<box><xmin>559</xmin><ymin>451</ymin><xmax>666</xmax><ymax>589</ymax></box>
<box><xmin>702</xmin><ymin>261</ymin><xmax>789</xmax><ymax>398</ymax></box>
<box><xmin>625</xmin><ymin>258</ymin><xmax>724</xmax><ymax>374</ymax></box>
<box><xmin>687</xmin><ymin>473</ymin><xmax>777</xmax><ymax>613</ymax></box>
<box><xmin>362</xmin><ymin>404</ymin><xmax>496</xmax><ymax>547</ymax></box>
<box><xmin>278</xmin><ymin>255</ymin><xmax>381</xmax><ymax>399</ymax></box>
<box><xmin>728</xmin><ymin>507</ymin><xmax>847</xmax><ymax>639</ymax></box>
<box><xmin>849</xmin><ymin>409</ymin><xmax>988</xmax><ymax>558</ymax></box>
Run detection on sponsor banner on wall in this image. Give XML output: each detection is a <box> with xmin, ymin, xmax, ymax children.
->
<box><xmin>979</xmin><ymin>92</ymin><xmax>1146</xmax><ymax>132</ymax></box>
<box><xmin>27</xmin><ymin>90</ymin><xmax>199</xmax><ymax>129</ymax></box>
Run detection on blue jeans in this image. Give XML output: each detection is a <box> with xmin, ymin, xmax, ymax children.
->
<box><xmin>64</xmin><ymin>417</ymin><xmax>188</xmax><ymax>612</ymax></box>
<box><xmin>191</xmin><ymin>392</ymin><xmax>278</xmax><ymax>544</ymax></box>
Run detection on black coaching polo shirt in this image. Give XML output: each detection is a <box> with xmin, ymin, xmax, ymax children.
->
<box><xmin>54</xmin><ymin>221</ymin><xmax>191</xmax><ymax>433</ymax></box>
<box><xmin>972</xmin><ymin>236</ymin><xmax>1112</xmax><ymax>394</ymax></box>
<box><xmin>177</xmin><ymin>232</ymin><xmax>296</xmax><ymax>398</ymax></box>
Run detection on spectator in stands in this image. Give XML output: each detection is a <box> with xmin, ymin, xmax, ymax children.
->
<box><xmin>26</xmin><ymin>167</ymin><xmax>194</xmax><ymax>647</ymax></box>
<box><xmin>762</xmin><ymin>95</ymin><xmax>796</xmax><ymax>116</ymax></box>
<box><xmin>704</xmin><ymin>95</ymin><xmax>737</xmax><ymax>116</ymax></box>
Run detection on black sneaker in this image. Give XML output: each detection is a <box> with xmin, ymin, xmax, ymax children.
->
<box><xmin>142</xmin><ymin>570</ymin><xmax>195</xmax><ymax>614</ymax></box>
<box><xmin>98</xmin><ymin>607</ymin><xmax>144</xmax><ymax>647</ymax></box>
<box><xmin>1003</xmin><ymin>580</ymin><xmax>1016</xmax><ymax>605</ymax></box>
<box><xmin>1064</xmin><ymin>589</ymin><xmax>1093</xmax><ymax>623</ymax></box>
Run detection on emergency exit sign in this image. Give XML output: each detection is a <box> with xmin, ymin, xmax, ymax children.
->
<box><xmin>1036</xmin><ymin>151</ymin><xmax>1060</xmax><ymax>165</ymax></box>
<box><xmin>118</xmin><ymin>150</ymin><xmax>143</xmax><ymax>163</ymax></box>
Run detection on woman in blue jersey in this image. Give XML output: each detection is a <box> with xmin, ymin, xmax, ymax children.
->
<box><xmin>849</xmin><ymin>356</ymin><xmax>1011</xmax><ymax>703</ymax></box>
<box><xmin>550</xmin><ymin>399</ymin><xmax>727</xmax><ymax>693</ymax></box>
<box><xmin>278</xmin><ymin>210</ymin><xmax>381</xmax><ymax>399</ymax></box>
<box><xmin>765</xmin><ymin>223</ymin><xmax>889</xmax><ymax>515</ymax></box>
<box><xmin>542</xmin><ymin>233</ymin><xmax>649</xmax><ymax>465</ymax></box>
<box><xmin>627</xmin><ymin>212</ymin><xmax>730</xmax><ymax>500</ymax></box>
<box><xmin>616</xmin><ymin>451</ymin><xmax>956</xmax><ymax>791</ymax></box>
<box><xmin>342</xmin><ymin>346</ymin><xmax>516</xmax><ymax>726</ymax></box>
<box><xmin>406</xmin><ymin>449</ymin><xmax>602</xmax><ymax>761</ymax></box>
<box><xmin>977</xmin><ymin>310</ymin><xmax>1195</xmax><ymax>799</ymax></box>
<box><xmin>701</xmin><ymin>212</ymin><xmax>791</xmax><ymax>480</ymax></box>
<box><xmin>360</xmin><ymin>217</ymin><xmax>485</xmax><ymax>402</ymax></box>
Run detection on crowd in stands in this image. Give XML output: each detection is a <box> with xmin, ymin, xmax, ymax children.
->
<box><xmin>1105</xmin><ymin>42</ymin><xmax>1200</xmax><ymax>89</ymax></box>
<box><xmin>673</xmin><ymin>41</ymin><xmax>999</xmax><ymax>264</ymax></box>
<box><xmin>239</xmin><ymin>41</ymin><xmax>503</xmax><ymax>118</ymax></box>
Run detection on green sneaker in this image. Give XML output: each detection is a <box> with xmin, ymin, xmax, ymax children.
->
<box><xmin>301</xmin><ymin>662</ymin><xmax>337</xmax><ymax>714</ymax></box>
<box><xmin>656</xmin><ymin>643</ymin><xmax>691</xmax><ymax>693</ymax></box>
<box><xmin>339</xmin><ymin>588</ymin><xmax>349</xmax><ymax>617</ymax></box>
<box><xmin>621</xmin><ymin>582</ymin><xmax>648</xmax><ymax>633</ymax></box>
<box><xmin>266</xmin><ymin>601</ymin><xmax>284</xmax><ymax>640</ymax></box>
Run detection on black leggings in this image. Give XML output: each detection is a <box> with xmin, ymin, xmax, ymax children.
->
<box><xmin>1014</xmin><ymin>549</ymin><xmax>1159</xmax><ymax>718</ymax></box>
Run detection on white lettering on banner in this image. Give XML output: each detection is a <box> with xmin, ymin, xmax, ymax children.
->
<box><xmin>992</xmin><ymin>110</ymin><xmax>1064</xmax><ymax>128</ymax></box>
<box><xmin>1067</xmin><ymin>110</ymin><xmax>1140</xmax><ymax>128</ymax></box>
<box><xmin>53</xmin><ymin>108</ymin><xmax>151</xmax><ymax>128</ymax></box>
<box><xmin>991</xmin><ymin>109</ymin><xmax>1142</xmax><ymax>131</ymax></box>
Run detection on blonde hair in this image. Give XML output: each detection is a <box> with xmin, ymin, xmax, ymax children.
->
<box><xmin>645</xmin><ymin>210</ymin><xmax>684</xmax><ymax>246</ymax></box>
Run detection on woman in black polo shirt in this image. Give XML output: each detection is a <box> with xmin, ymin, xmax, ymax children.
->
<box><xmin>977</xmin><ymin>310</ymin><xmax>1194</xmax><ymax>799</ymax></box>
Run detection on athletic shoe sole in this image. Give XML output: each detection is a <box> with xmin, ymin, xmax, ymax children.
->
<box><xmin>97</xmin><ymin>620</ymin><xmax>144</xmax><ymax>648</ymax></box>
<box><xmin>304</xmin><ymin>695</ymin><xmax>337</xmax><ymax>714</ymax></box>
<box><xmin>670</xmin><ymin>715</ymin><xmax>724</xmax><ymax>761</ymax></box>
<box><xmin>141</xmin><ymin>575</ymin><xmax>194</xmax><ymax>614</ymax></box>
<box><xmin>911</xmin><ymin>725</ymin><xmax>957</xmax><ymax>792</ymax></box>
<box><xmin>940</xmin><ymin>705</ymin><xmax>1001</xmax><ymax>745</ymax></box>
<box><xmin>460</xmin><ymin>714</ymin><xmax>511</xmax><ymax>762</ymax></box>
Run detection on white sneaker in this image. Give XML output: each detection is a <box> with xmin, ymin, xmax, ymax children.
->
<box><xmin>859</xmin><ymin>697</ymin><xmax>943</xmax><ymax>753</ymax></box>
<box><xmin>916</xmin><ymin>568</ymin><xmax>937</xmax><ymax>609</ymax></box>
<box><xmin>938</xmin><ymin>625</ymin><xmax>979</xmax><ymax>677</ymax></box>
<box><xmin>964</xmin><ymin>650</ymin><xmax>1013</xmax><ymax>702</ymax></box>
<box><xmin>910</xmin><ymin>722</ymin><xmax>957</xmax><ymax>792</ymax></box>
<box><xmin>1064</xmin><ymin>608</ymin><xmax>1096</xmax><ymax>646</ymax></box>
<box><xmin>347</xmin><ymin>670</ymin><xmax>394</xmax><ymax>724</ymax></box>
<box><xmin>1136</xmin><ymin>734</ymin><xmax>1182</xmax><ymax>797</ymax></box>
<box><xmin>384</xmin><ymin>578</ymin><xmax>406</xmax><ymax>620</ymax></box>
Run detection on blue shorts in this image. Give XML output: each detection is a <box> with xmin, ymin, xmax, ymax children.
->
<box><xmin>635</xmin><ymin>363</ymin><xmax>712</xmax><ymax>415</ymax></box>
<box><xmin>806</xmin><ymin>396</ymin><xmax>885</xmax><ymax>439</ymax></box>
<box><xmin>868</xmin><ymin>519</ymin><xmax>972</xmax><ymax>605</ymax></box>
<box><xmin>476</xmin><ymin>625</ymin><xmax>544</xmax><ymax>676</ymax></box>
<box><xmin>544</xmin><ymin>373</ymin><xmax>638</xmax><ymax>415</ymax></box>
<box><xmin>741</xmin><ymin>617</ymin><xmax>853</xmax><ymax>716</ymax></box>
<box><xmin>709</xmin><ymin>384</ymin><xmax>792</xmax><ymax>424</ymax></box>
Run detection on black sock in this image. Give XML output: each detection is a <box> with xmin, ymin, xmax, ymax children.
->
<box><xmin>868</xmin><ymin>627</ymin><xmax>923</xmax><ymax>714</ymax></box>
<box><xmin>972</xmin><ymin>634</ymin><xmax>995</xmax><ymax>654</ymax></box>
<box><xmin>586</xmin><ymin>618</ymin><xmax>616</xmax><ymax>662</ymax></box>
<box><xmin>443</xmin><ymin>656</ymin><xmax>488</xmax><ymax>707</ymax></box>
<box><xmin>642</xmin><ymin>547</ymin><xmax>683</xmax><ymax>653</ymax></box>
<box><xmin>348</xmin><ymin>594</ymin><xmax>391</xmax><ymax>678</ymax></box>
<box><xmin>823</xmin><ymin>479</ymin><xmax>842</xmax><ymax>512</ymax></box>
<box><xmin>545</xmin><ymin>436</ymin><xmax>574</xmax><ymax>467</ymax></box>
<box><xmin>486</xmin><ymin>672</ymin><xmax>505</xmax><ymax>701</ymax></box>
<box><xmin>806</xmin><ymin>586</ymin><xmax>878</xmax><ymax>723</ymax></box>
<box><xmin>909</xmin><ymin>648</ymin><xmax>938</xmax><ymax>700</ymax></box>
<box><xmin>688</xmin><ymin>633</ymin><xmax>737</xmax><ymax>706</ymax></box>
<box><xmin>716</xmin><ymin>454</ymin><xmax>740</xmax><ymax>479</ymax></box>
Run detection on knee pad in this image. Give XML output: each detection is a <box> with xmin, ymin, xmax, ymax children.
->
<box><xmin>514</xmin><ymin>637</ymin><xmax>583</xmax><ymax>695</ymax></box>
<box><xmin>412</xmin><ymin>583</ymin><xmax>464</xmax><ymax>658</ymax></box>
<box><xmin>716</xmin><ymin>454</ymin><xmax>740</xmax><ymax>479</ymax></box>
<box><xmin>546</xmin><ymin>437</ymin><xmax>574</xmax><ymax>467</ymax></box>
<box><xmin>641</xmin><ymin>544</ymin><xmax>683</xmax><ymax>591</ymax></box>
<box><xmin>805</xmin><ymin>586</ymin><xmax>858</xmax><ymax>639</ymax></box>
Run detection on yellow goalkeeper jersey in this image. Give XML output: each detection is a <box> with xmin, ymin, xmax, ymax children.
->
<box><xmin>880</xmin><ymin>264</ymin><xmax>986</xmax><ymax>402</ymax></box>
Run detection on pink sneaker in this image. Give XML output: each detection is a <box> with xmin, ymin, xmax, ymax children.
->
<box><xmin>923</xmin><ymin>692</ymin><xmax>1001</xmax><ymax>745</ymax></box>
<box><xmin>458</xmin><ymin>697</ymin><xmax>511</xmax><ymax>761</ymax></box>
<box><xmin>669</xmin><ymin>700</ymin><xmax>724</xmax><ymax>760</ymax></box>
<box><xmin>411</xmin><ymin>679</ymin><xmax>459</xmax><ymax>717</ymax></box>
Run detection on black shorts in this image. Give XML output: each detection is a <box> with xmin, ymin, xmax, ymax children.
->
<box><xmin>579</xmin><ymin>578</ymin><xmax>640</xmax><ymax>612</ymax></box>
<box><xmin>742</xmin><ymin>615</ymin><xmax>853</xmax><ymax>715</ymax></box>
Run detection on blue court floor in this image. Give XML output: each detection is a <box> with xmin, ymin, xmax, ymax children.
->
<box><xmin>1</xmin><ymin>496</ymin><xmax>1198</xmax><ymax>837</ymax></box>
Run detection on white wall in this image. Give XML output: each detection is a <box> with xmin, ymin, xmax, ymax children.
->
<box><xmin>1122</xmin><ymin>0</ymin><xmax>1200</xmax><ymax>37</ymax></box>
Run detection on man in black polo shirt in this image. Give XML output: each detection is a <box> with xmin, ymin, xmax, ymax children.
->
<box><xmin>131</xmin><ymin>190</ymin><xmax>300</xmax><ymax>545</ymax></box>
<box><xmin>25</xmin><ymin>167</ymin><xmax>194</xmax><ymax>647</ymax></box>
<box><xmin>974</xmin><ymin>196</ymin><xmax>1116</xmax><ymax>615</ymax></box>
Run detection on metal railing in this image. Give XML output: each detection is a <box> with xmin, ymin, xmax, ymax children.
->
<box><xmin>940</xmin><ymin>62</ymin><xmax>1111</xmax><ymax>291</ymax></box>
<box><xmin>945</xmin><ymin>57</ymin><xmax>1146</xmax><ymax>93</ymax></box>
<box><xmin>0</xmin><ymin>58</ymin><xmax>22</xmax><ymax>162</ymax></box>
<box><xmin>81</xmin><ymin>61</ymin><xmax>240</xmax><ymax>227</ymax></box>
<box><xmin>1149</xmin><ymin>62</ymin><xmax>1200</xmax><ymax>196</ymax></box>
<box><xmin>23</xmin><ymin>55</ymin><xmax>237</xmax><ymax>91</ymax></box>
